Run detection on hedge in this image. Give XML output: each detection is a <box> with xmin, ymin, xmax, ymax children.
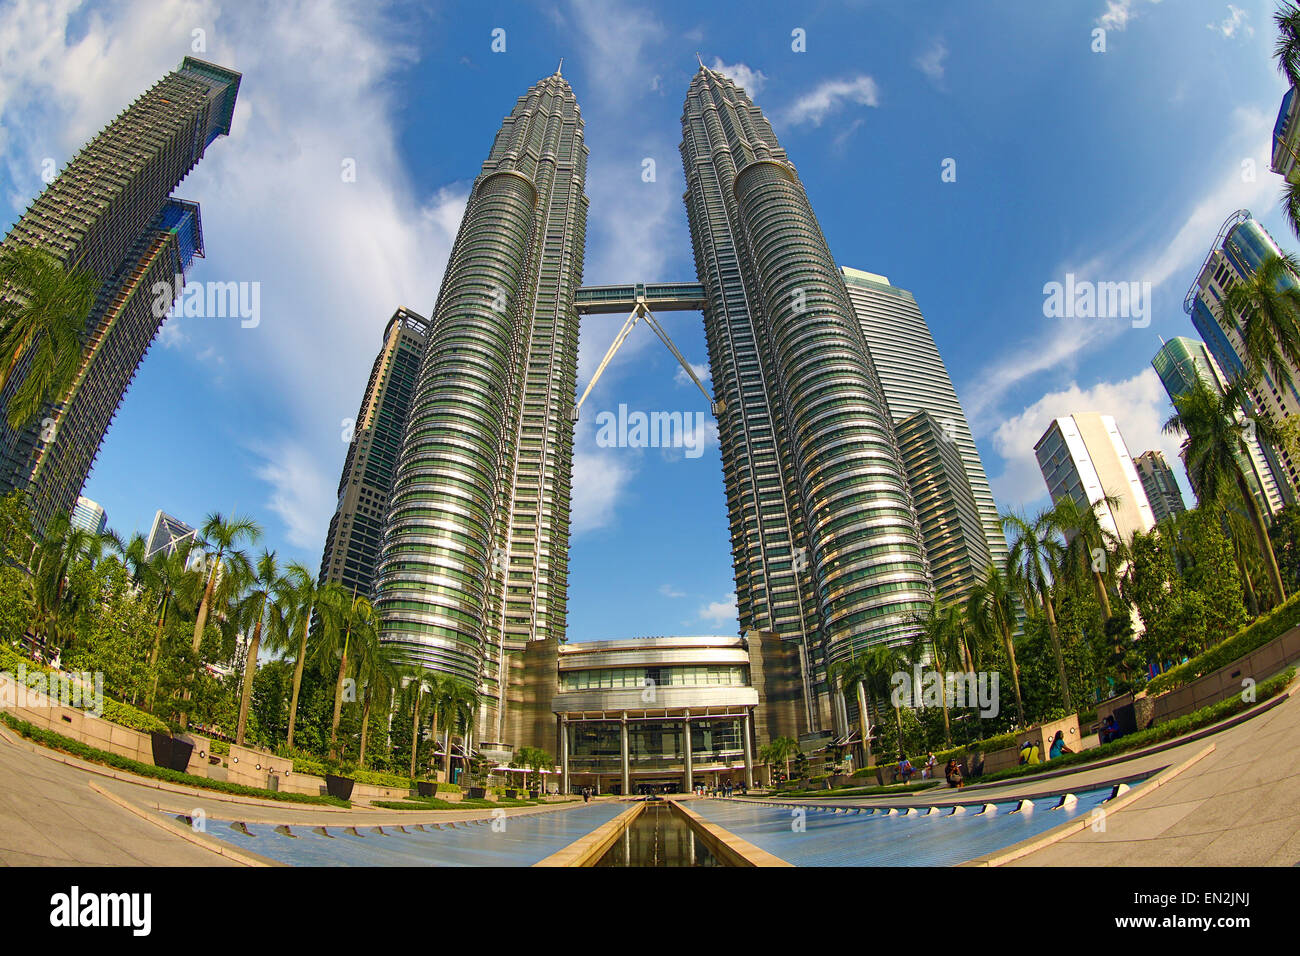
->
<box><xmin>0</xmin><ymin>645</ymin><xmax>168</xmax><ymax>734</ymax></box>
<box><xmin>289</xmin><ymin>757</ymin><xmax>460</xmax><ymax>792</ymax></box>
<box><xmin>852</xmin><ymin>728</ymin><xmax>1023</xmax><ymax>780</ymax></box>
<box><xmin>0</xmin><ymin>711</ymin><xmax>349</xmax><ymax>807</ymax></box>
<box><xmin>1148</xmin><ymin>594</ymin><xmax>1300</xmax><ymax>694</ymax></box>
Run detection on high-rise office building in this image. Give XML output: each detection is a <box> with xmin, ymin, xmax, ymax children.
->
<box><xmin>681</xmin><ymin>65</ymin><xmax>931</xmax><ymax>733</ymax></box>
<box><xmin>1184</xmin><ymin>210</ymin><xmax>1299</xmax><ymax>498</ymax></box>
<box><xmin>145</xmin><ymin>510</ymin><xmax>196</xmax><ymax>559</ymax></box>
<box><xmin>373</xmin><ymin>69</ymin><xmax>588</xmax><ymax>746</ymax></box>
<box><xmin>1133</xmin><ymin>451</ymin><xmax>1186</xmax><ymax>525</ymax></box>
<box><xmin>69</xmin><ymin>496</ymin><xmax>106</xmax><ymax>535</ymax></box>
<box><xmin>0</xmin><ymin>58</ymin><xmax>240</xmax><ymax>530</ymax></box>
<box><xmin>840</xmin><ymin>266</ymin><xmax>1007</xmax><ymax>576</ymax></box>
<box><xmin>894</xmin><ymin>410</ymin><xmax>992</xmax><ymax>606</ymax></box>
<box><xmin>319</xmin><ymin>307</ymin><xmax>429</xmax><ymax>598</ymax></box>
<box><xmin>1272</xmin><ymin>87</ymin><xmax>1300</xmax><ymax>184</ymax></box>
<box><xmin>1152</xmin><ymin>336</ymin><xmax>1285</xmax><ymax>516</ymax></box>
<box><xmin>1035</xmin><ymin>413</ymin><xmax>1156</xmax><ymax>545</ymax></box>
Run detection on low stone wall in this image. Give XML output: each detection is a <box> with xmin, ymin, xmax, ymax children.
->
<box><xmin>0</xmin><ymin>671</ymin><xmax>205</xmax><ymax>773</ymax></box>
<box><xmin>1095</xmin><ymin>624</ymin><xmax>1300</xmax><ymax>733</ymax></box>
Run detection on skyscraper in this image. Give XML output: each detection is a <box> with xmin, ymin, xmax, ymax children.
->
<box><xmin>840</xmin><ymin>266</ymin><xmax>1007</xmax><ymax>576</ymax></box>
<box><xmin>319</xmin><ymin>307</ymin><xmax>428</xmax><ymax>598</ymax></box>
<box><xmin>0</xmin><ymin>58</ymin><xmax>240</xmax><ymax>530</ymax></box>
<box><xmin>145</xmin><ymin>510</ymin><xmax>196</xmax><ymax>559</ymax></box>
<box><xmin>1035</xmin><ymin>413</ymin><xmax>1156</xmax><ymax>545</ymax></box>
<box><xmin>69</xmin><ymin>496</ymin><xmax>106</xmax><ymax>535</ymax></box>
<box><xmin>1152</xmin><ymin>335</ymin><xmax>1285</xmax><ymax>516</ymax></box>
<box><xmin>1184</xmin><ymin>210</ymin><xmax>1299</xmax><ymax>498</ymax></box>
<box><xmin>680</xmin><ymin>65</ymin><xmax>932</xmax><ymax>732</ymax></box>
<box><xmin>1133</xmin><ymin>450</ymin><xmax>1186</xmax><ymax>525</ymax></box>
<box><xmin>894</xmin><ymin>410</ymin><xmax>992</xmax><ymax>606</ymax></box>
<box><xmin>373</xmin><ymin>70</ymin><xmax>588</xmax><ymax>746</ymax></box>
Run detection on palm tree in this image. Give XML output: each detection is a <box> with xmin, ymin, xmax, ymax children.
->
<box><xmin>401</xmin><ymin>670</ymin><xmax>439</xmax><ymax>780</ymax></box>
<box><xmin>143</xmin><ymin>540</ymin><xmax>198</xmax><ymax>709</ymax></box>
<box><xmin>759</xmin><ymin>736</ymin><xmax>799</xmax><ymax>783</ymax></box>
<box><xmin>268</xmin><ymin>562</ymin><xmax>325</xmax><ymax>750</ymax></box>
<box><xmin>0</xmin><ymin>245</ymin><xmax>99</xmax><ymax>429</ymax></box>
<box><xmin>1221</xmin><ymin>252</ymin><xmax>1300</xmax><ymax>397</ymax></box>
<box><xmin>966</xmin><ymin>563</ymin><xmax>1027</xmax><ymax>727</ymax></box>
<box><xmin>1277</xmin><ymin>3</ymin><xmax>1300</xmax><ymax>89</ymax></box>
<box><xmin>28</xmin><ymin>512</ymin><xmax>108</xmax><ymax>651</ymax></box>
<box><xmin>1050</xmin><ymin>493</ymin><xmax>1124</xmax><ymax>621</ymax></box>
<box><xmin>516</xmin><ymin>745</ymin><xmax>553</xmax><ymax>794</ymax></box>
<box><xmin>353</xmin><ymin>626</ymin><xmax>401</xmax><ymax>768</ymax></box>
<box><xmin>1003</xmin><ymin>509</ymin><xmax>1073</xmax><ymax>713</ymax></box>
<box><xmin>234</xmin><ymin>550</ymin><xmax>285</xmax><ymax>746</ymax></box>
<box><xmin>436</xmin><ymin>680</ymin><xmax>479</xmax><ymax>782</ymax></box>
<box><xmin>1164</xmin><ymin>374</ymin><xmax>1287</xmax><ymax>604</ymax></box>
<box><xmin>907</xmin><ymin>599</ymin><xmax>961</xmax><ymax>747</ymax></box>
<box><xmin>190</xmin><ymin>512</ymin><xmax>260</xmax><ymax>655</ymax></box>
<box><xmin>316</xmin><ymin>585</ymin><xmax>375</xmax><ymax>761</ymax></box>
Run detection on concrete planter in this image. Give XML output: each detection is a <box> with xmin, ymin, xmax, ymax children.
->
<box><xmin>324</xmin><ymin>774</ymin><xmax>355</xmax><ymax>800</ymax></box>
<box><xmin>149</xmin><ymin>731</ymin><xmax>194</xmax><ymax>772</ymax></box>
<box><xmin>416</xmin><ymin>781</ymin><xmax>436</xmax><ymax>797</ymax></box>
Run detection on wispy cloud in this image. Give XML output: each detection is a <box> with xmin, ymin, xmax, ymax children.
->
<box><xmin>783</xmin><ymin>75</ymin><xmax>880</xmax><ymax>127</ymax></box>
<box><xmin>659</xmin><ymin>583</ymin><xmax>685</xmax><ymax>598</ymax></box>
<box><xmin>915</xmin><ymin>39</ymin><xmax>948</xmax><ymax>86</ymax></box>
<box><xmin>1208</xmin><ymin>5</ymin><xmax>1252</xmax><ymax>40</ymax></box>
<box><xmin>698</xmin><ymin>592</ymin><xmax>738</xmax><ymax>626</ymax></box>
<box><xmin>709</xmin><ymin>57</ymin><xmax>766</xmax><ymax>98</ymax></box>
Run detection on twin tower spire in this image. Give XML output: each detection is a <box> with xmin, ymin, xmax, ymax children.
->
<box><xmin>373</xmin><ymin>65</ymin><xmax>931</xmax><ymax>745</ymax></box>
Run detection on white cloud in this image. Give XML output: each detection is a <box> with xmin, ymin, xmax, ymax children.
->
<box><xmin>565</xmin><ymin>0</ymin><xmax>666</xmax><ymax>102</ymax></box>
<box><xmin>659</xmin><ymin>583</ymin><xmax>685</xmax><ymax>598</ymax></box>
<box><xmin>708</xmin><ymin>58</ymin><xmax>766</xmax><ymax>98</ymax></box>
<box><xmin>674</xmin><ymin>361</ymin><xmax>711</xmax><ymax>388</ymax></box>
<box><xmin>783</xmin><ymin>75</ymin><xmax>880</xmax><ymax>128</ymax></box>
<box><xmin>988</xmin><ymin>368</ymin><xmax>1188</xmax><ymax>513</ymax></box>
<box><xmin>698</xmin><ymin>592</ymin><xmax>738</xmax><ymax>626</ymax></box>
<box><xmin>0</xmin><ymin>0</ymin><xmax>466</xmax><ymax>558</ymax></box>
<box><xmin>571</xmin><ymin>414</ymin><xmax>637</xmax><ymax>536</ymax></box>
<box><xmin>964</xmin><ymin>105</ymin><xmax>1275</xmax><ymax>435</ymax></box>
<box><xmin>1208</xmin><ymin>5</ymin><xmax>1252</xmax><ymax>39</ymax></box>
<box><xmin>1097</xmin><ymin>0</ymin><xmax>1137</xmax><ymax>31</ymax></box>
<box><xmin>253</xmin><ymin>440</ymin><xmax>336</xmax><ymax>553</ymax></box>
<box><xmin>915</xmin><ymin>40</ymin><xmax>948</xmax><ymax>85</ymax></box>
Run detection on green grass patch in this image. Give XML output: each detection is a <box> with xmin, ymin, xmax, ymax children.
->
<box><xmin>0</xmin><ymin>710</ymin><xmax>349</xmax><ymax>807</ymax></box>
<box><xmin>771</xmin><ymin>779</ymin><xmax>943</xmax><ymax>799</ymax></box>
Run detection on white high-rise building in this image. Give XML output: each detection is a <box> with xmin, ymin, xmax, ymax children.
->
<box><xmin>1034</xmin><ymin>413</ymin><xmax>1156</xmax><ymax>545</ymax></box>
<box><xmin>69</xmin><ymin>496</ymin><xmax>106</xmax><ymax>535</ymax></box>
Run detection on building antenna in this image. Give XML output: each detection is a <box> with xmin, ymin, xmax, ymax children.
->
<box><xmin>696</xmin><ymin>52</ymin><xmax>705</xmax><ymax>69</ymax></box>
<box><xmin>556</xmin><ymin>58</ymin><xmax>563</xmax><ymax>76</ymax></box>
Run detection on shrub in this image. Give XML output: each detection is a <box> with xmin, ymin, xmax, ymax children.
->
<box><xmin>1148</xmin><ymin>595</ymin><xmax>1300</xmax><ymax>694</ymax></box>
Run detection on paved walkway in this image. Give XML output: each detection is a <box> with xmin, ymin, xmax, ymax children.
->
<box><xmin>0</xmin><ymin>728</ymin><xmax>238</xmax><ymax>865</ymax></box>
<box><xmin>1011</xmin><ymin>683</ymin><xmax>1300</xmax><ymax>866</ymax></box>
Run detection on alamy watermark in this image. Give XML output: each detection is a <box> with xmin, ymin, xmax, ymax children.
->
<box><xmin>1042</xmin><ymin>274</ymin><xmax>1151</xmax><ymax>329</ymax></box>
<box><xmin>150</xmin><ymin>274</ymin><xmax>261</xmax><ymax>328</ymax></box>
<box><xmin>1</xmin><ymin>664</ymin><xmax>104</xmax><ymax>717</ymax></box>
<box><xmin>890</xmin><ymin>665</ymin><xmax>1000</xmax><ymax>718</ymax></box>
<box><xmin>595</xmin><ymin>404</ymin><xmax>709</xmax><ymax>459</ymax></box>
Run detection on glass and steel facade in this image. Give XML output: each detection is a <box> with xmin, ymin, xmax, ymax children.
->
<box><xmin>1133</xmin><ymin>450</ymin><xmax>1186</xmax><ymax>525</ymax></box>
<box><xmin>1151</xmin><ymin>335</ymin><xmax>1285</xmax><ymax>516</ymax></box>
<box><xmin>894</xmin><ymin>410</ymin><xmax>992</xmax><ymax>606</ymax></box>
<box><xmin>1184</xmin><ymin>210</ymin><xmax>1300</xmax><ymax>499</ymax></box>
<box><xmin>374</xmin><ymin>72</ymin><xmax>588</xmax><ymax>744</ymax></box>
<box><xmin>679</xmin><ymin>66</ymin><xmax>931</xmax><ymax>732</ymax></box>
<box><xmin>69</xmin><ymin>496</ymin><xmax>107</xmax><ymax>535</ymax></box>
<box><xmin>554</xmin><ymin>635</ymin><xmax>758</xmax><ymax>793</ymax></box>
<box><xmin>0</xmin><ymin>57</ymin><xmax>240</xmax><ymax>530</ymax></box>
<box><xmin>145</xmin><ymin>510</ymin><xmax>196</xmax><ymax>558</ymax></box>
<box><xmin>319</xmin><ymin>308</ymin><xmax>429</xmax><ymax>598</ymax></box>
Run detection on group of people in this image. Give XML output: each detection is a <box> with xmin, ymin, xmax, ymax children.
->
<box><xmin>897</xmin><ymin>752</ymin><xmax>978</xmax><ymax>789</ymax></box>
<box><xmin>1018</xmin><ymin>730</ymin><xmax>1075</xmax><ymax>766</ymax></box>
<box><xmin>691</xmin><ymin>781</ymin><xmax>744</xmax><ymax>797</ymax></box>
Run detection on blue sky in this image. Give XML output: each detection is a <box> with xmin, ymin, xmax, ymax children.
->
<box><xmin>0</xmin><ymin>0</ymin><xmax>1292</xmax><ymax>642</ymax></box>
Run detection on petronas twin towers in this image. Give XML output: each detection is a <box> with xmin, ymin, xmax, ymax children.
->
<box><xmin>373</xmin><ymin>65</ymin><xmax>934</xmax><ymax>746</ymax></box>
